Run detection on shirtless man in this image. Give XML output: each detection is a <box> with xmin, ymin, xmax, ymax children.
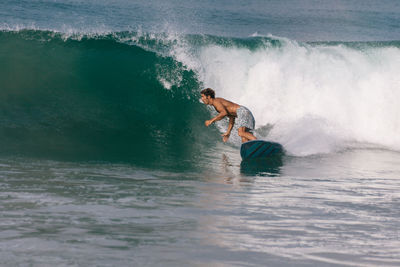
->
<box><xmin>200</xmin><ymin>88</ymin><xmax>257</xmax><ymax>143</ymax></box>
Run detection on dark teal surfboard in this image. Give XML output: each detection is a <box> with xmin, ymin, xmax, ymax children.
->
<box><xmin>240</xmin><ymin>140</ymin><xmax>284</xmax><ymax>160</ymax></box>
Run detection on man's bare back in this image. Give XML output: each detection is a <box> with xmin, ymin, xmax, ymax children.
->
<box><xmin>200</xmin><ymin>88</ymin><xmax>257</xmax><ymax>143</ymax></box>
<box><xmin>211</xmin><ymin>98</ymin><xmax>240</xmax><ymax>117</ymax></box>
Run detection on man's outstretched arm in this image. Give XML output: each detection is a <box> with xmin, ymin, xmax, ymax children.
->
<box><xmin>222</xmin><ymin>116</ymin><xmax>235</xmax><ymax>142</ymax></box>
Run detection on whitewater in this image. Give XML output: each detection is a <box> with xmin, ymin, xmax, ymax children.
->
<box><xmin>166</xmin><ymin>35</ymin><xmax>400</xmax><ymax>155</ymax></box>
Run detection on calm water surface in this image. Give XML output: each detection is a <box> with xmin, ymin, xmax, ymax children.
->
<box><xmin>1</xmin><ymin>146</ymin><xmax>400</xmax><ymax>266</ymax></box>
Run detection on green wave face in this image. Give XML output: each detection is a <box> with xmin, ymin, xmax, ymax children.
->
<box><xmin>0</xmin><ymin>30</ymin><xmax>214</xmax><ymax>167</ymax></box>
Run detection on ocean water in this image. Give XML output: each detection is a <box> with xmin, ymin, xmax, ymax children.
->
<box><xmin>1</xmin><ymin>1</ymin><xmax>400</xmax><ymax>266</ymax></box>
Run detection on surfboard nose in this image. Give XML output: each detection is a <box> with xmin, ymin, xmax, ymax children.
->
<box><xmin>240</xmin><ymin>140</ymin><xmax>284</xmax><ymax>160</ymax></box>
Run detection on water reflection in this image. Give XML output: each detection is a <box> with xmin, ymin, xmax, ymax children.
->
<box><xmin>240</xmin><ymin>155</ymin><xmax>283</xmax><ymax>177</ymax></box>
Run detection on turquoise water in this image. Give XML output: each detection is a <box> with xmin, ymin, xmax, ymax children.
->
<box><xmin>1</xmin><ymin>1</ymin><xmax>400</xmax><ymax>266</ymax></box>
<box><xmin>2</xmin><ymin>0</ymin><xmax>400</xmax><ymax>41</ymax></box>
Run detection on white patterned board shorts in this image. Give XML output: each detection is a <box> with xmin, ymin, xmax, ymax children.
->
<box><xmin>236</xmin><ymin>106</ymin><xmax>255</xmax><ymax>131</ymax></box>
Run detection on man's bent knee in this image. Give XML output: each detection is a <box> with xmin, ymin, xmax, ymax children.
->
<box><xmin>238</xmin><ymin>127</ymin><xmax>247</xmax><ymax>136</ymax></box>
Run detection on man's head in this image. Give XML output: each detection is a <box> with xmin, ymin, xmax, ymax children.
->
<box><xmin>200</xmin><ymin>88</ymin><xmax>215</xmax><ymax>105</ymax></box>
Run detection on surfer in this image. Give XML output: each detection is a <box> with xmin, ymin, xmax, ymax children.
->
<box><xmin>201</xmin><ymin>88</ymin><xmax>257</xmax><ymax>143</ymax></box>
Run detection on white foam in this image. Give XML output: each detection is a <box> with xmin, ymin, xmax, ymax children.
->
<box><xmin>171</xmin><ymin>37</ymin><xmax>400</xmax><ymax>155</ymax></box>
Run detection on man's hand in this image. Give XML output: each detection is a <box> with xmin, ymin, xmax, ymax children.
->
<box><xmin>222</xmin><ymin>132</ymin><xmax>230</xmax><ymax>142</ymax></box>
<box><xmin>205</xmin><ymin>120</ymin><xmax>213</xmax><ymax>127</ymax></box>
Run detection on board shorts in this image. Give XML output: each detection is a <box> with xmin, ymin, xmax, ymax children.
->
<box><xmin>236</xmin><ymin>106</ymin><xmax>255</xmax><ymax>131</ymax></box>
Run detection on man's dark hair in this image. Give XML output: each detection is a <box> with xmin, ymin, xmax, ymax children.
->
<box><xmin>200</xmin><ymin>88</ymin><xmax>215</xmax><ymax>99</ymax></box>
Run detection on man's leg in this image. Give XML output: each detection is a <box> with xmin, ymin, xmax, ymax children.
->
<box><xmin>238</xmin><ymin>127</ymin><xmax>257</xmax><ymax>143</ymax></box>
